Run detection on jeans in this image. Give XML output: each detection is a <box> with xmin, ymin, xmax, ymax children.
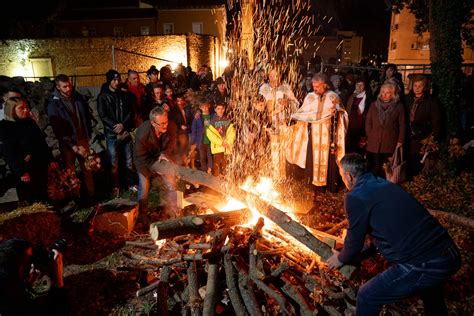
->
<box><xmin>137</xmin><ymin>171</ymin><xmax>177</xmax><ymax>213</ymax></box>
<box><xmin>199</xmin><ymin>143</ymin><xmax>212</xmax><ymax>172</ymax></box>
<box><xmin>106</xmin><ymin>137</ymin><xmax>134</xmax><ymax>189</ymax></box>
<box><xmin>356</xmin><ymin>244</ymin><xmax>461</xmax><ymax>316</ymax></box>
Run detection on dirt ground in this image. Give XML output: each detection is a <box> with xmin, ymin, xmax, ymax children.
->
<box><xmin>2</xmin><ymin>170</ymin><xmax>474</xmax><ymax>315</ymax></box>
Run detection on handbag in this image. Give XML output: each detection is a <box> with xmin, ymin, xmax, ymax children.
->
<box><xmin>385</xmin><ymin>146</ymin><xmax>407</xmax><ymax>184</ymax></box>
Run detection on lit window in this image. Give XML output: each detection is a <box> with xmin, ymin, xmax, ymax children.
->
<box><xmin>30</xmin><ymin>58</ymin><xmax>53</xmax><ymax>80</ymax></box>
<box><xmin>192</xmin><ymin>22</ymin><xmax>203</xmax><ymax>34</ymax></box>
<box><xmin>163</xmin><ymin>23</ymin><xmax>174</xmax><ymax>34</ymax></box>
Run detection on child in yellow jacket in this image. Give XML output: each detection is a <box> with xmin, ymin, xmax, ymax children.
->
<box><xmin>206</xmin><ymin>103</ymin><xmax>235</xmax><ymax>176</ymax></box>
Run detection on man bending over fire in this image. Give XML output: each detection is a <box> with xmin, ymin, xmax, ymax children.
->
<box><xmin>134</xmin><ymin>105</ymin><xmax>178</xmax><ymax>221</ymax></box>
<box><xmin>327</xmin><ymin>153</ymin><xmax>461</xmax><ymax>316</ymax></box>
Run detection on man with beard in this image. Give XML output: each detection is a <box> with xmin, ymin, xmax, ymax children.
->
<box><xmin>47</xmin><ymin>74</ymin><xmax>95</xmax><ymax>201</ymax></box>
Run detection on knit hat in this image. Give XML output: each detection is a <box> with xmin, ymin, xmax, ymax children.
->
<box><xmin>105</xmin><ymin>69</ymin><xmax>120</xmax><ymax>84</ymax></box>
<box><xmin>215</xmin><ymin>77</ymin><xmax>225</xmax><ymax>85</ymax></box>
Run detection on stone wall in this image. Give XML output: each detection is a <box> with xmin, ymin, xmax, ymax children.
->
<box><xmin>0</xmin><ymin>34</ymin><xmax>217</xmax><ymax>87</ymax></box>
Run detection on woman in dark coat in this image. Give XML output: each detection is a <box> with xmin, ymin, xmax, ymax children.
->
<box><xmin>0</xmin><ymin>97</ymin><xmax>56</xmax><ymax>203</ymax></box>
<box><xmin>345</xmin><ymin>78</ymin><xmax>373</xmax><ymax>154</ymax></box>
<box><xmin>365</xmin><ymin>82</ymin><xmax>406</xmax><ymax>177</ymax></box>
<box><xmin>405</xmin><ymin>75</ymin><xmax>441</xmax><ymax>177</ymax></box>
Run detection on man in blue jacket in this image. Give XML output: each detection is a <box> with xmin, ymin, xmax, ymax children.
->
<box><xmin>327</xmin><ymin>153</ymin><xmax>461</xmax><ymax>316</ymax></box>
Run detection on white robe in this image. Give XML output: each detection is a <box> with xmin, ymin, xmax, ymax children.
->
<box><xmin>287</xmin><ymin>91</ymin><xmax>348</xmax><ymax>186</ymax></box>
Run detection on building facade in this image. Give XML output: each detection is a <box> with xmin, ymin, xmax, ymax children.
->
<box><xmin>388</xmin><ymin>7</ymin><xmax>474</xmax><ymax>65</ymax></box>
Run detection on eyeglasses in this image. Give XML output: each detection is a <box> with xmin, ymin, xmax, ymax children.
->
<box><xmin>152</xmin><ymin>120</ymin><xmax>168</xmax><ymax>127</ymax></box>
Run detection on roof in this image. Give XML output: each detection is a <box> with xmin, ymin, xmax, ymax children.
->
<box><xmin>143</xmin><ymin>0</ymin><xmax>226</xmax><ymax>9</ymax></box>
<box><xmin>59</xmin><ymin>8</ymin><xmax>158</xmax><ymax>22</ymax></box>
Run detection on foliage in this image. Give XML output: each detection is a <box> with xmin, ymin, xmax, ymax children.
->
<box><xmin>389</xmin><ymin>0</ymin><xmax>472</xmax><ymax>137</ymax></box>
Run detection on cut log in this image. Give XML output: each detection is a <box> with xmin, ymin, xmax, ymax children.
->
<box><xmin>428</xmin><ymin>208</ymin><xmax>474</xmax><ymax>230</ymax></box>
<box><xmin>223</xmin><ymin>252</ymin><xmax>247</xmax><ymax>316</ymax></box>
<box><xmin>187</xmin><ymin>262</ymin><xmax>202</xmax><ymax>316</ymax></box>
<box><xmin>150</xmin><ymin>208</ymin><xmax>251</xmax><ymax>241</ymax></box>
<box><xmin>151</xmin><ymin>160</ymin><xmax>224</xmax><ymax>194</ymax></box>
<box><xmin>150</xmin><ymin>161</ymin><xmax>356</xmax><ymax>277</ymax></box>
<box><xmin>202</xmin><ymin>263</ymin><xmax>218</xmax><ymax>316</ymax></box>
<box><xmin>247</xmin><ymin>196</ymin><xmax>356</xmax><ymax>278</ymax></box>
<box><xmin>237</xmin><ymin>272</ymin><xmax>262</xmax><ymax>316</ymax></box>
<box><xmin>157</xmin><ymin>266</ymin><xmax>171</xmax><ymax>316</ymax></box>
<box><xmin>280</xmin><ymin>277</ymin><xmax>314</xmax><ymax>316</ymax></box>
<box><xmin>325</xmin><ymin>219</ymin><xmax>348</xmax><ymax>235</ymax></box>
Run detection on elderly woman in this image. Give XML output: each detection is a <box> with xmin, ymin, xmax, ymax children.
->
<box><xmin>0</xmin><ymin>97</ymin><xmax>55</xmax><ymax>203</ymax></box>
<box><xmin>365</xmin><ymin>82</ymin><xmax>406</xmax><ymax>177</ymax></box>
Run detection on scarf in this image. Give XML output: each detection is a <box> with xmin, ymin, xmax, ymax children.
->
<box><xmin>375</xmin><ymin>96</ymin><xmax>399</xmax><ymax>125</ymax></box>
<box><xmin>410</xmin><ymin>94</ymin><xmax>424</xmax><ymax>123</ymax></box>
<box><xmin>354</xmin><ymin>91</ymin><xmax>366</xmax><ymax>114</ymax></box>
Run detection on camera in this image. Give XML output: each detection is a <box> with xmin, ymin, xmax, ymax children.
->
<box><xmin>32</xmin><ymin>239</ymin><xmax>67</xmax><ymax>270</ymax></box>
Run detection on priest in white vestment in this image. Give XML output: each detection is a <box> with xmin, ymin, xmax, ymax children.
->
<box><xmin>287</xmin><ymin>73</ymin><xmax>348</xmax><ymax>192</ymax></box>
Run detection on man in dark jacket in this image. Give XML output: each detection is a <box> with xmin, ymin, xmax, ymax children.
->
<box><xmin>47</xmin><ymin>74</ymin><xmax>94</xmax><ymax>199</ymax></box>
<box><xmin>327</xmin><ymin>153</ymin><xmax>461</xmax><ymax>316</ymax></box>
<box><xmin>97</xmin><ymin>70</ymin><xmax>134</xmax><ymax>197</ymax></box>
<box><xmin>134</xmin><ymin>106</ymin><xmax>177</xmax><ymax>217</ymax></box>
<box><xmin>405</xmin><ymin>75</ymin><xmax>441</xmax><ymax>177</ymax></box>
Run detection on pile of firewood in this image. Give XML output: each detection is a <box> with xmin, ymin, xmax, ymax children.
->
<box><xmin>125</xmin><ymin>209</ymin><xmax>357</xmax><ymax>315</ymax></box>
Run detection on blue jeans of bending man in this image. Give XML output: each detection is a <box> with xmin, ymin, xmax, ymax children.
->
<box><xmin>106</xmin><ymin>137</ymin><xmax>134</xmax><ymax>189</ymax></box>
<box><xmin>356</xmin><ymin>244</ymin><xmax>461</xmax><ymax>316</ymax></box>
<box><xmin>137</xmin><ymin>171</ymin><xmax>177</xmax><ymax>214</ymax></box>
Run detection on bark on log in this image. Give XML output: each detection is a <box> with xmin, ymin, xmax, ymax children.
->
<box><xmin>136</xmin><ymin>279</ymin><xmax>160</xmax><ymax>297</ymax></box>
<box><xmin>157</xmin><ymin>266</ymin><xmax>171</xmax><ymax>316</ymax></box>
<box><xmin>280</xmin><ymin>277</ymin><xmax>314</xmax><ymax>316</ymax></box>
<box><xmin>151</xmin><ymin>161</ymin><xmax>356</xmax><ymax>277</ymax></box>
<box><xmin>223</xmin><ymin>252</ymin><xmax>247</xmax><ymax>316</ymax></box>
<box><xmin>151</xmin><ymin>160</ymin><xmax>224</xmax><ymax>194</ymax></box>
<box><xmin>187</xmin><ymin>262</ymin><xmax>202</xmax><ymax>316</ymax></box>
<box><xmin>238</xmin><ymin>272</ymin><xmax>262</xmax><ymax>316</ymax></box>
<box><xmin>428</xmin><ymin>208</ymin><xmax>474</xmax><ymax>230</ymax></box>
<box><xmin>202</xmin><ymin>263</ymin><xmax>218</xmax><ymax>316</ymax></box>
<box><xmin>325</xmin><ymin>219</ymin><xmax>348</xmax><ymax>235</ymax></box>
<box><xmin>247</xmin><ymin>196</ymin><xmax>356</xmax><ymax>279</ymax></box>
<box><xmin>150</xmin><ymin>209</ymin><xmax>251</xmax><ymax>241</ymax></box>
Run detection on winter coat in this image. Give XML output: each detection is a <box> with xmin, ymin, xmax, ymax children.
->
<box><xmin>97</xmin><ymin>86</ymin><xmax>133</xmax><ymax>138</ymax></box>
<box><xmin>47</xmin><ymin>90</ymin><xmax>92</xmax><ymax>148</ymax></box>
<box><xmin>365</xmin><ymin>99</ymin><xmax>406</xmax><ymax>154</ymax></box>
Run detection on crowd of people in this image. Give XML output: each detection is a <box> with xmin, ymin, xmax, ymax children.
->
<box><xmin>0</xmin><ymin>60</ymin><xmax>472</xmax><ymax>316</ymax></box>
<box><xmin>0</xmin><ymin>62</ymin><xmax>473</xmax><ymax>207</ymax></box>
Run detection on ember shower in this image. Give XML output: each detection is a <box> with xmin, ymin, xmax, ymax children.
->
<box><xmin>225</xmin><ymin>0</ymin><xmax>317</xmax><ymax>188</ymax></box>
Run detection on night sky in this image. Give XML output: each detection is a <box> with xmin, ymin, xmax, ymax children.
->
<box><xmin>312</xmin><ymin>0</ymin><xmax>392</xmax><ymax>58</ymax></box>
<box><xmin>1</xmin><ymin>0</ymin><xmax>392</xmax><ymax>59</ymax></box>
